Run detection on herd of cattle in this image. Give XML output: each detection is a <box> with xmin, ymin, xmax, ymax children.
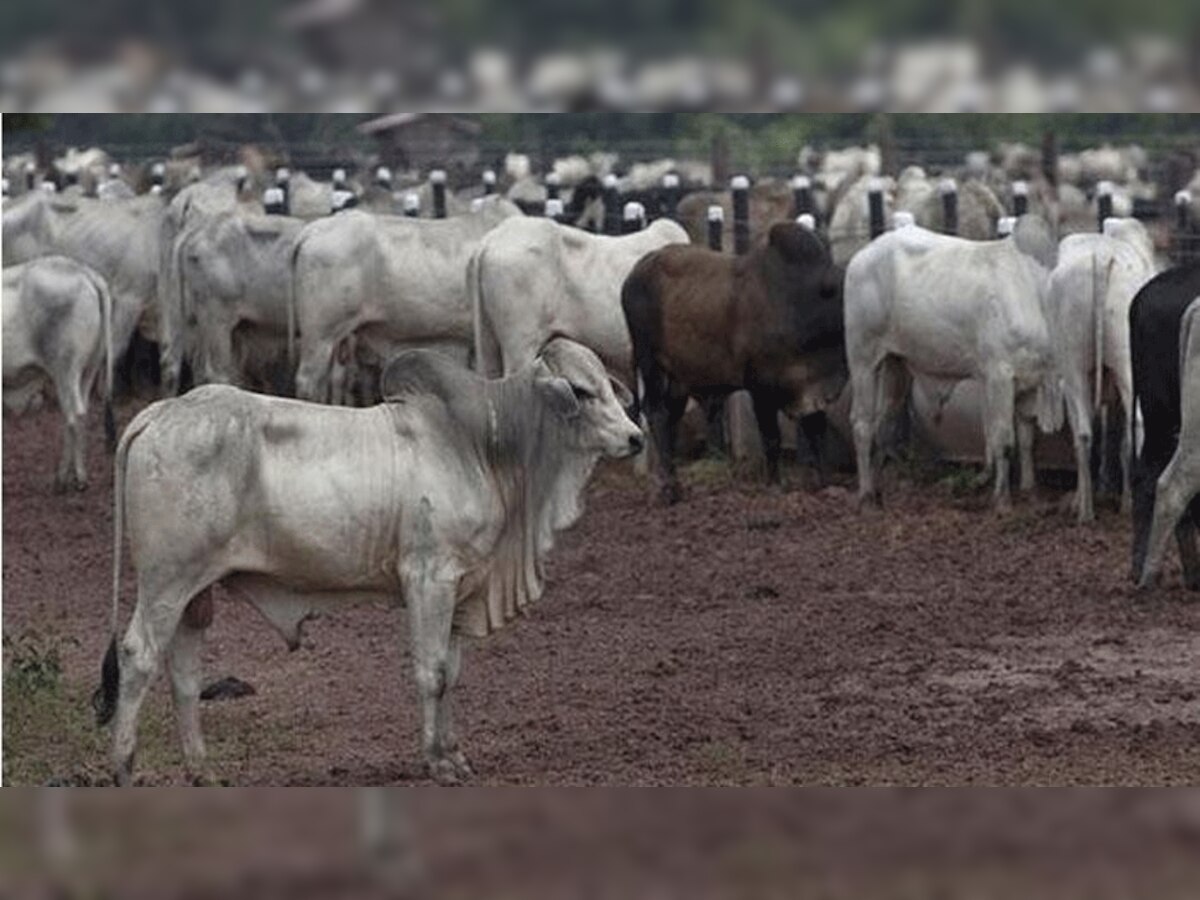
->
<box><xmin>6</xmin><ymin>137</ymin><xmax>1200</xmax><ymax>785</ymax></box>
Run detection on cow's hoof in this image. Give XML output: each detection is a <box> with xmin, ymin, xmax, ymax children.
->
<box><xmin>658</xmin><ymin>483</ymin><xmax>684</xmax><ymax>506</ymax></box>
<box><xmin>427</xmin><ymin>757</ymin><xmax>469</xmax><ymax>786</ymax></box>
<box><xmin>52</xmin><ymin>478</ymin><xmax>69</xmax><ymax>495</ymax></box>
<box><xmin>73</xmin><ymin>479</ymin><xmax>88</xmax><ymax>493</ymax></box>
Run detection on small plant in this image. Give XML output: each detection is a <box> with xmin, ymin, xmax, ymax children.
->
<box><xmin>3</xmin><ymin>630</ymin><xmax>72</xmax><ymax>696</ymax></box>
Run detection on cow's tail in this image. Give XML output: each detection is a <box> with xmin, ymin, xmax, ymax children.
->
<box><xmin>287</xmin><ymin>227</ymin><xmax>312</xmax><ymax>378</ymax></box>
<box><xmin>620</xmin><ymin>263</ymin><xmax>658</xmax><ymax>425</ymax></box>
<box><xmin>469</xmin><ymin>245</ymin><xmax>501</xmax><ymax>376</ymax></box>
<box><xmin>92</xmin><ymin>406</ymin><xmax>156</xmax><ymax>727</ymax></box>
<box><xmin>87</xmin><ymin>268</ymin><xmax>117</xmax><ymax>452</ymax></box>
<box><xmin>1092</xmin><ymin>251</ymin><xmax>1115</xmax><ymax>412</ymax></box>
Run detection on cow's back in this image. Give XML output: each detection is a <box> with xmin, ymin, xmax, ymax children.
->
<box><xmin>3</xmin><ymin>257</ymin><xmax>102</xmax><ymax>383</ymax></box>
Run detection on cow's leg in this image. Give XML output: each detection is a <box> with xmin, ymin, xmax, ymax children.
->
<box><xmin>112</xmin><ymin>576</ymin><xmax>200</xmax><ymax>785</ymax></box>
<box><xmin>1016</xmin><ymin>413</ymin><xmax>1036</xmax><ymax>493</ymax></box>
<box><xmin>850</xmin><ymin>358</ymin><xmax>883</xmax><ymax>507</ymax></box>
<box><xmin>982</xmin><ymin>372</ymin><xmax>1016</xmax><ymax>513</ymax></box>
<box><xmin>52</xmin><ymin>372</ymin><xmax>87</xmax><ymax>492</ymax></box>
<box><xmin>402</xmin><ymin>547</ymin><xmax>471</xmax><ymax>783</ymax></box>
<box><xmin>295</xmin><ymin>339</ymin><xmax>337</xmax><ymax>404</ymax></box>
<box><xmin>649</xmin><ymin>385</ymin><xmax>688</xmax><ymax>505</ymax></box>
<box><xmin>750</xmin><ymin>390</ymin><xmax>783</xmax><ymax>485</ymax></box>
<box><xmin>1064</xmin><ymin>388</ymin><xmax>1095</xmax><ymax>522</ymax></box>
<box><xmin>167</xmin><ymin>591</ymin><xmax>213</xmax><ymax>783</ymax></box>
<box><xmin>1137</xmin><ymin>453</ymin><xmax>1200</xmax><ymax>588</ymax></box>
<box><xmin>1176</xmin><ymin>517</ymin><xmax>1200</xmax><ymax>590</ymax></box>
<box><xmin>1118</xmin><ymin>377</ymin><xmax>1135</xmax><ymax>516</ymax></box>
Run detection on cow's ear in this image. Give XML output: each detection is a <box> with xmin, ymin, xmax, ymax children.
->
<box><xmin>769</xmin><ymin>223</ymin><xmax>824</xmax><ymax>265</ymax></box>
<box><xmin>608</xmin><ymin>377</ymin><xmax>634</xmax><ymax>410</ymax></box>
<box><xmin>537</xmin><ymin>376</ymin><xmax>581</xmax><ymax>420</ymax></box>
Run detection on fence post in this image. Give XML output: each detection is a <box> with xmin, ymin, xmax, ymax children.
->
<box><xmin>375</xmin><ymin>166</ymin><xmax>392</xmax><ymax>191</ymax></box>
<box><xmin>731</xmin><ymin>175</ymin><xmax>751</xmax><ymax>255</ymax></box>
<box><xmin>1175</xmin><ymin>189</ymin><xmax>1193</xmax><ymax>263</ymax></box>
<box><xmin>24</xmin><ymin>161</ymin><xmax>35</xmax><ymax>191</ymax></box>
<box><xmin>1096</xmin><ymin>180</ymin><xmax>1114</xmax><ymax>231</ymax></box>
<box><xmin>482</xmin><ymin>169</ymin><xmax>496</xmax><ymax>195</ymax></box>
<box><xmin>997</xmin><ymin>215</ymin><xmax>1016</xmax><ymax>237</ymax></box>
<box><xmin>263</xmin><ymin>186</ymin><xmax>286</xmax><ymax>215</ymax></box>
<box><xmin>1</xmin><ymin>177</ymin><xmax>7</xmax><ymax>198</ymax></box>
<box><xmin>275</xmin><ymin>167</ymin><xmax>291</xmax><ymax>215</ymax></box>
<box><xmin>430</xmin><ymin>169</ymin><xmax>447</xmax><ymax>219</ymax></box>
<box><xmin>332</xmin><ymin>189</ymin><xmax>357</xmax><ymax>213</ymax></box>
<box><xmin>603</xmin><ymin>174</ymin><xmax>621</xmax><ymax>235</ymax></box>
<box><xmin>545</xmin><ymin>171</ymin><xmax>560</xmax><ymax>201</ymax></box>
<box><xmin>151</xmin><ymin>162</ymin><xmax>166</xmax><ymax>189</ymax></box>
<box><xmin>662</xmin><ymin>173</ymin><xmax>680</xmax><ymax>220</ymax></box>
<box><xmin>403</xmin><ymin>192</ymin><xmax>420</xmax><ymax>218</ymax></box>
<box><xmin>729</xmin><ymin>174</ymin><xmax>754</xmax><ymax>463</ymax></box>
<box><xmin>623</xmin><ymin>201</ymin><xmax>645</xmax><ymax>234</ymax></box>
<box><xmin>332</xmin><ymin>167</ymin><xmax>347</xmax><ymax>189</ymax></box>
<box><xmin>707</xmin><ymin>204</ymin><xmax>724</xmax><ymax>252</ymax></box>
<box><xmin>792</xmin><ymin>174</ymin><xmax>814</xmax><ymax>221</ymax></box>
<box><xmin>1012</xmin><ymin>180</ymin><xmax>1028</xmax><ymax>216</ymax></box>
<box><xmin>545</xmin><ymin>197</ymin><xmax>565</xmax><ymax>224</ymax></box>
<box><xmin>868</xmin><ymin>177</ymin><xmax>886</xmax><ymax>239</ymax></box>
<box><xmin>938</xmin><ymin>178</ymin><xmax>958</xmax><ymax>235</ymax></box>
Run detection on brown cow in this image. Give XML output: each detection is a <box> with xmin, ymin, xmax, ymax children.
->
<box><xmin>622</xmin><ymin>222</ymin><xmax>847</xmax><ymax>503</ymax></box>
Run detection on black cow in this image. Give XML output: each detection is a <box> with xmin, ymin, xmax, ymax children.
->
<box><xmin>1129</xmin><ymin>261</ymin><xmax>1200</xmax><ymax>582</ymax></box>
<box><xmin>622</xmin><ymin>222</ymin><xmax>847</xmax><ymax>503</ymax></box>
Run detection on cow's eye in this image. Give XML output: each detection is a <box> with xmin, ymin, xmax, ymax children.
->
<box><xmin>571</xmin><ymin>385</ymin><xmax>594</xmax><ymax>402</ymax></box>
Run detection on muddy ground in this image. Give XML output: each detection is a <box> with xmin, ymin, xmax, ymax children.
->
<box><xmin>6</xmin><ymin>789</ymin><xmax>1200</xmax><ymax>899</ymax></box>
<box><xmin>6</xmin><ymin>400</ymin><xmax>1200</xmax><ymax>786</ymax></box>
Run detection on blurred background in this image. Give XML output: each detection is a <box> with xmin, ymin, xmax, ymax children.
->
<box><xmin>6</xmin><ymin>789</ymin><xmax>1200</xmax><ymax>898</ymax></box>
<box><xmin>1</xmin><ymin>0</ymin><xmax>1200</xmax><ymax>111</ymax></box>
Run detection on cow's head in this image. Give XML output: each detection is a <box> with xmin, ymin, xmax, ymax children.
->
<box><xmin>536</xmin><ymin>338</ymin><xmax>643</xmax><ymax>458</ymax></box>
<box><xmin>767</xmin><ymin>222</ymin><xmax>843</xmax><ymax>302</ymax></box>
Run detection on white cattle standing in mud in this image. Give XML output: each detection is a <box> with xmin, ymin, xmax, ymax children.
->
<box><xmin>845</xmin><ymin>216</ymin><xmax>1060</xmax><ymax>510</ymax></box>
<box><xmin>94</xmin><ymin>339</ymin><xmax>643</xmax><ymax>785</ymax></box>
<box><xmin>173</xmin><ymin>209</ymin><xmax>303</xmax><ymax>390</ymax></box>
<box><xmin>3</xmin><ymin>256</ymin><xmax>114</xmax><ymax>490</ymax></box>
<box><xmin>1137</xmin><ymin>297</ymin><xmax>1200</xmax><ymax>588</ymax></box>
<box><xmin>471</xmin><ymin>216</ymin><xmax>690</xmax><ymax>384</ymax></box>
<box><xmin>1048</xmin><ymin>217</ymin><xmax>1159</xmax><ymax>522</ymax></box>
<box><xmin>290</xmin><ymin>197</ymin><xmax>522</xmax><ymax>403</ymax></box>
<box><xmin>3</xmin><ymin>191</ymin><xmax>164</xmax><ymax>375</ymax></box>
<box><xmin>158</xmin><ymin>168</ymin><xmax>257</xmax><ymax>394</ymax></box>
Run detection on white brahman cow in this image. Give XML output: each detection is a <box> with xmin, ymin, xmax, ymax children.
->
<box><xmin>471</xmin><ymin>216</ymin><xmax>690</xmax><ymax>385</ymax></box>
<box><xmin>845</xmin><ymin>215</ymin><xmax>1060</xmax><ymax>510</ymax></box>
<box><xmin>3</xmin><ymin>190</ymin><xmax>164</xmax><ymax>380</ymax></box>
<box><xmin>1048</xmin><ymin>217</ymin><xmax>1159</xmax><ymax>522</ymax></box>
<box><xmin>93</xmin><ymin>338</ymin><xmax>643</xmax><ymax>785</ymax></box>
<box><xmin>3</xmin><ymin>256</ymin><xmax>114</xmax><ymax>490</ymax></box>
<box><xmin>290</xmin><ymin>197</ymin><xmax>522</xmax><ymax>404</ymax></box>
<box><xmin>173</xmin><ymin>209</ymin><xmax>303</xmax><ymax>391</ymax></box>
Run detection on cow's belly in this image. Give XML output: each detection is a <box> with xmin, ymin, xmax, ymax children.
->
<box><xmin>886</xmin><ymin>314</ymin><xmax>981</xmax><ymax>380</ymax></box>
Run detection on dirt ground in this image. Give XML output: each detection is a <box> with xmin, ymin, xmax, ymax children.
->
<box><xmin>6</xmin><ymin>789</ymin><xmax>1200</xmax><ymax>899</ymax></box>
<box><xmin>6</xmin><ymin>400</ymin><xmax>1200</xmax><ymax>786</ymax></box>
